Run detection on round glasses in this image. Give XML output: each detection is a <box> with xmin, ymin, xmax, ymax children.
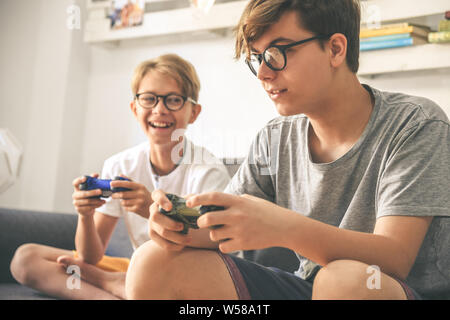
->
<box><xmin>245</xmin><ymin>34</ymin><xmax>330</xmax><ymax>76</ymax></box>
<box><xmin>135</xmin><ymin>92</ymin><xmax>197</xmax><ymax>111</ymax></box>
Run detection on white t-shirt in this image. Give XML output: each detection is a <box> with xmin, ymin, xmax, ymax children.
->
<box><xmin>97</xmin><ymin>140</ymin><xmax>230</xmax><ymax>250</ymax></box>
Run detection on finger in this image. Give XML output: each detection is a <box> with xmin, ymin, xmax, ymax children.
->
<box><xmin>73</xmin><ymin>198</ymin><xmax>105</xmax><ymax>207</ymax></box>
<box><xmin>151</xmin><ymin>190</ymin><xmax>172</xmax><ymax>211</ymax></box>
<box><xmin>186</xmin><ymin>192</ymin><xmax>236</xmax><ymax>208</ymax></box>
<box><xmin>151</xmin><ymin>210</ymin><xmax>184</xmax><ymax>232</ymax></box>
<box><xmin>218</xmin><ymin>239</ymin><xmax>237</xmax><ymax>254</ymax></box>
<box><xmin>72</xmin><ymin>175</ymin><xmax>87</xmax><ymax>188</ymax></box>
<box><xmin>149</xmin><ymin>229</ymin><xmax>186</xmax><ymax>251</ymax></box>
<box><xmin>208</xmin><ymin>224</ymin><xmax>232</xmax><ymax>242</ymax></box>
<box><xmin>110</xmin><ymin>179</ymin><xmax>137</xmax><ymax>189</ymax></box>
<box><xmin>153</xmin><ymin>225</ymin><xmax>192</xmax><ymax>246</ymax></box>
<box><xmin>73</xmin><ymin>189</ymin><xmax>103</xmax><ymax>200</ymax></box>
<box><xmin>111</xmin><ymin>190</ymin><xmax>139</xmax><ymax>200</ymax></box>
<box><xmin>72</xmin><ymin>173</ymin><xmax>100</xmax><ymax>189</ymax></box>
<box><xmin>197</xmin><ymin>209</ymin><xmax>229</xmax><ymax>229</ymax></box>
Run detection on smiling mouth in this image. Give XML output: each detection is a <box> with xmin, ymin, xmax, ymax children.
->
<box><xmin>268</xmin><ymin>89</ymin><xmax>288</xmax><ymax>98</ymax></box>
<box><xmin>149</xmin><ymin>121</ymin><xmax>174</xmax><ymax>129</ymax></box>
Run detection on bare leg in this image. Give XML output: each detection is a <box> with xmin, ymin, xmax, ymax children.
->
<box><xmin>125</xmin><ymin>241</ymin><xmax>238</xmax><ymax>300</ymax></box>
<box><xmin>312</xmin><ymin>259</ymin><xmax>407</xmax><ymax>300</ymax></box>
<box><xmin>10</xmin><ymin>243</ymin><xmax>120</xmax><ymax>300</ymax></box>
<box><xmin>57</xmin><ymin>255</ymin><xmax>126</xmax><ymax>299</ymax></box>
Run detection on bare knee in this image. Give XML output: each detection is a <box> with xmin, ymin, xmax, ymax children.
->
<box><xmin>125</xmin><ymin>241</ymin><xmax>180</xmax><ymax>299</ymax></box>
<box><xmin>312</xmin><ymin>260</ymin><xmax>373</xmax><ymax>299</ymax></box>
<box><xmin>125</xmin><ymin>241</ymin><xmax>231</xmax><ymax>300</ymax></box>
<box><xmin>10</xmin><ymin>243</ymin><xmax>44</xmax><ymax>286</ymax></box>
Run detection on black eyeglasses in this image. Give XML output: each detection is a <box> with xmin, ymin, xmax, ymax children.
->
<box><xmin>135</xmin><ymin>92</ymin><xmax>197</xmax><ymax>111</ymax></box>
<box><xmin>245</xmin><ymin>34</ymin><xmax>331</xmax><ymax>76</ymax></box>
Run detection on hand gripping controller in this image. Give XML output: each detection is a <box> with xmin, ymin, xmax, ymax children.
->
<box><xmin>159</xmin><ymin>194</ymin><xmax>225</xmax><ymax>234</ymax></box>
<box><xmin>79</xmin><ymin>176</ymin><xmax>131</xmax><ymax>198</ymax></box>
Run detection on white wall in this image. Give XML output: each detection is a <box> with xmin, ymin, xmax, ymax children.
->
<box><xmin>0</xmin><ymin>0</ymin><xmax>91</xmax><ymax>213</ymax></box>
<box><xmin>1</xmin><ymin>1</ymin><xmax>449</xmax><ymax>213</ymax></box>
<box><xmin>79</xmin><ymin>32</ymin><xmax>279</xmax><ymax>180</ymax></box>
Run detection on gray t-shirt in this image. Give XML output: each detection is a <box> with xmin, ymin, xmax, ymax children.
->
<box><xmin>225</xmin><ymin>85</ymin><xmax>450</xmax><ymax>299</ymax></box>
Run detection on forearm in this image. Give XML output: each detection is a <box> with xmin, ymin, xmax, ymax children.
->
<box><xmin>283</xmin><ymin>211</ymin><xmax>412</xmax><ymax>279</ymax></box>
<box><xmin>75</xmin><ymin>215</ymin><xmax>106</xmax><ymax>264</ymax></box>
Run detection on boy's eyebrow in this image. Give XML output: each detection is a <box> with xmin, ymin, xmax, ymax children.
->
<box><xmin>249</xmin><ymin>37</ymin><xmax>296</xmax><ymax>53</ymax></box>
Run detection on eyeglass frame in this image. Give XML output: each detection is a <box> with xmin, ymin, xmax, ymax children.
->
<box><xmin>245</xmin><ymin>34</ymin><xmax>332</xmax><ymax>76</ymax></box>
<box><xmin>134</xmin><ymin>92</ymin><xmax>198</xmax><ymax>111</ymax></box>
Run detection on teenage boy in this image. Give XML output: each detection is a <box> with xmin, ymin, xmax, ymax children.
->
<box><xmin>125</xmin><ymin>0</ymin><xmax>450</xmax><ymax>300</ymax></box>
<box><xmin>10</xmin><ymin>54</ymin><xmax>230</xmax><ymax>299</ymax></box>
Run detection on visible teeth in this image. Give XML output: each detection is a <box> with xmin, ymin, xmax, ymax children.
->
<box><xmin>151</xmin><ymin>122</ymin><xmax>172</xmax><ymax>128</ymax></box>
<box><xmin>271</xmin><ymin>89</ymin><xmax>284</xmax><ymax>94</ymax></box>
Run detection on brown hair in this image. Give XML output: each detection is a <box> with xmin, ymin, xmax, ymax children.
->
<box><xmin>131</xmin><ymin>53</ymin><xmax>201</xmax><ymax>101</ymax></box>
<box><xmin>235</xmin><ymin>0</ymin><xmax>361</xmax><ymax>73</ymax></box>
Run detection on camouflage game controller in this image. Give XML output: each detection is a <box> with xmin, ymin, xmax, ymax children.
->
<box><xmin>159</xmin><ymin>193</ymin><xmax>225</xmax><ymax>234</ymax></box>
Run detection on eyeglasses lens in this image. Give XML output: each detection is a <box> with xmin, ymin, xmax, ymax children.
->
<box><xmin>165</xmin><ymin>95</ymin><xmax>184</xmax><ymax>109</ymax></box>
<box><xmin>139</xmin><ymin>94</ymin><xmax>157</xmax><ymax>107</ymax></box>
<box><xmin>264</xmin><ymin>47</ymin><xmax>285</xmax><ymax>70</ymax></box>
<box><xmin>138</xmin><ymin>93</ymin><xmax>184</xmax><ymax>110</ymax></box>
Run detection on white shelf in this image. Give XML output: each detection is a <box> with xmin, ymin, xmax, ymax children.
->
<box><xmin>358</xmin><ymin>43</ymin><xmax>450</xmax><ymax>77</ymax></box>
<box><xmin>84</xmin><ymin>0</ymin><xmax>247</xmax><ymax>43</ymax></box>
<box><xmin>360</xmin><ymin>0</ymin><xmax>449</xmax><ymax>24</ymax></box>
<box><xmin>84</xmin><ymin>0</ymin><xmax>450</xmax><ymax>77</ymax></box>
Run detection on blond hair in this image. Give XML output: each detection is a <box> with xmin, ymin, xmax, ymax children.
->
<box><xmin>131</xmin><ymin>54</ymin><xmax>201</xmax><ymax>101</ymax></box>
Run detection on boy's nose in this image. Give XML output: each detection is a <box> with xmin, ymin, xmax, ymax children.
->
<box><xmin>153</xmin><ymin>98</ymin><xmax>169</xmax><ymax>114</ymax></box>
<box><xmin>257</xmin><ymin>61</ymin><xmax>276</xmax><ymax>81</ymax></box>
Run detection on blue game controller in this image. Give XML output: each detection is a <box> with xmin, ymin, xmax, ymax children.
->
<box><xmin>78</xmin><ymin>176</ymin><xmax>131</xmax><ymax>198</ymax></box>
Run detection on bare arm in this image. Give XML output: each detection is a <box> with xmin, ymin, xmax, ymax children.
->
<box><xmin>285</xmin><ymin>213</ymin><xmax>432</xmax><ymax>279</ymax></box>
<box><xmin>75</xmin><ymin>211</ymin><xmax>118</xmax><ymax>264</ymax></box>
<box><xmin>72</xmin><ymin>174</ymin><xmax>119</xmax><ymax>264</ymax></box>
<box><xmin>193</xmin><ymin>192</ymin><xmax>433</xmax><ymax>280</ymax></box>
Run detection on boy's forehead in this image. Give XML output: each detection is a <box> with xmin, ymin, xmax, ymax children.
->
<box><xmin>248</xmin><ymin>11</ymin><xmax>310</xmax><ymax>52</ymax></box>
<box><xmin>140</xmin><ymin>70</ymin><xmax>182</xmax><ymax>91</ymax></box>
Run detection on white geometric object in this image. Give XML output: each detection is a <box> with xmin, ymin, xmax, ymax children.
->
<box><xmin>0</xmin><ymin>128</ymin><xmax>23</xmax><ymax>194</ymax></box>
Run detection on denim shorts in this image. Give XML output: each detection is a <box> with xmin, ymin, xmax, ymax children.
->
<box><xmin>219</xmin><ymin>253</ymin><xmax>423</xmax><ymax>300</ymax></box>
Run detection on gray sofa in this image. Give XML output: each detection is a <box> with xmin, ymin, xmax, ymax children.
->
<box><xmin>0</xmin><ymin>159</ymin><xmax>299</xmax><ymax>300</ymax></box>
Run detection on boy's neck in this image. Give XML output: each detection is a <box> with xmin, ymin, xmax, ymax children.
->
<box><xmin>307</xmin><ymin>73</ymin><xmax>374</xmax><ymax>163</ymax></box>
<box><xmin>149</xmin><ymin>140</ymin><xmax>183</xmax><ymax>176</ymax></box>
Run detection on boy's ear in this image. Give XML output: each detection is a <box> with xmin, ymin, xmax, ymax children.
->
<box><xmin>188</xmin><ymin>103</ymin><xmax>202</xmax><ymax>124</ymax></box>
<box><xmin>130</xmin><ymin>100</ymin><xmax>138</xmax><ymax>117</ymax></box>
<box><xmin>328</xmin><ymin>33</ymin><xmax>347</xmax><ymax>69</ymax></box>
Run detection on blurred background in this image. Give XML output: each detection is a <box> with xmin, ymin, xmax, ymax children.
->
<box><xmin>0</xmin><ymin>0</ymin><xmax>449</xmax><ymax>214</ymax></box>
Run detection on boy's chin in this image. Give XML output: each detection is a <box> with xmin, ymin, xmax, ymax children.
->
<box><xmin>275</xmin><ymin>103</ymin><xmax>300</xmax><ymax>117</ymax></box>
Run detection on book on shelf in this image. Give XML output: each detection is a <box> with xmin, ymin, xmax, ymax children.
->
<box><xmin>438</xmin><ymin>20</ymin><xmax>450</xmax><ymax>32</ymax></box>
<box><xmin>446</xmin><ymin>11</ymin><xmax>450</xmax><ymax>20</ymax></box>
<box><xmin>428</xmin><ymin>31</ymin><xmax>450</xmax><ymax>43</ymax></box>
<box><xmin>360</xmin><ymin>23</ymin><xmax>431</xmax><ymax>39</ymax></box>
<box><xmin>360</xmin><ymin>32</ymin><xmax>411</xmax><ymax>43</ymax></box>
<box><xmin>360</xmin><ymin>36</ymin><xmax>427</xmax><ymax>51</ymax></box>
